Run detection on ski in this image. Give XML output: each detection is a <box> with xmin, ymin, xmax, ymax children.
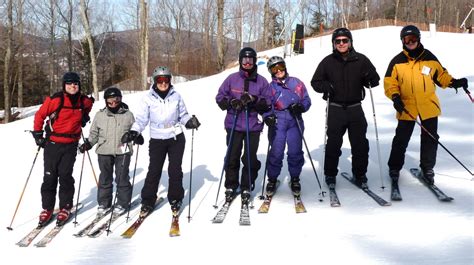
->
<box><xmin>390</xmin><ymin>180</ymin><xmax>403</xmax><ymax>201</ymax></box>
<box><xmin>293</xmin><ymin>194</ymin><xmax>307</xmax><ymax>213</ymax></box>
<box><xmin>211</xmin><ymin>193</ymin><xmax>238</xmax><ymax>224</ymax></box>
<box><xmin>121</xmin><ymin>197</ymin><xmax>165</xmax><ymax>239</ymax></box>
<box><xmin>169</xmin><ymin>211</ymin><xmax>180</xmax><ymax>237</ymax></box>
<box><xmin>341</xmin><ymin>172</ymin><xmax>391</xmax><ymax>206</ymax></box>
<box><xmin>73</xmin><ymin>208</ymin><xmax>112</xmax><ymax>237</ymax></box>
<box><xmin>328</xmin><ymin>184</ymin><xmax>341</xmax><ymax>207</ymax></box>
<box><xmin>87</xmin><ymin>198</ymin><xmax>140</xmax><ymax>238</ymax></box>
<box><xmin>257</xmin><ymin>180</ymin><xmax>280</xmax><ymax>214</ymax></box>
<box><xmin>410</xmin><ymin>168</ymin><xmax>453</xmax><ymax>202</ymax></box>
<box><xmin>34</xmin><ymin>203</ymin><xmax>83</xmax><ymax>247</ymax></box>
<box><xmin>16</xmin><ymin>212</ymin><xmax>58</xmax><ymax>247</ymax></box>
<box><xmin>239</xmin><ymin>202</ymin><xmax>251</xmax><ymax>226</ymax></box>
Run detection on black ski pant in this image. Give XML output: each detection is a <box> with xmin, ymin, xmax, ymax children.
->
<box><xmin>324</xmin><ymin>104</ymin><xmax>369</xmax><ymax>178</ymax></box>
<box><xmin>388</xmin><ymin>117</ymin><xmax>438</xmax><ymax>172</ymax></box>
<box><xmin>141</xmin><ymin>133</ymin><xmax>185</xmax><ymax>208</ymax></box>
<box><xmin>41</xmin><ymin>141</ymin><xmax>78</xmax><ymax>210</ymax></box>
<box><xmin>97</xmin><ymin>154</ymin><xmax>132</xmax><ymax>209</ymax></box>
<box><xmin>224</xmin><ymin>130</ymin><xmax>261</xmax><ymax>191</ymax></box>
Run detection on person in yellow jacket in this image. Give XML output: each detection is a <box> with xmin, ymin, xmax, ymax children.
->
<box><xmin>384</xmin><ymin>25</ymin><xmax>468</xmax><ymax>185</ymax></box>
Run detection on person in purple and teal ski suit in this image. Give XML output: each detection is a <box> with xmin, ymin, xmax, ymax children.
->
<box><xmin>263</xmin><ymin>56</ymin><xmax>312</xmax><ymax>195</ymax></box>
<box><xmin>215</xmin><ymin>47</ymin><xmax>272</xmax><ymax>205</ymax></box>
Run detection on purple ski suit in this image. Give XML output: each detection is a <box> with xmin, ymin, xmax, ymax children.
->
<box><xmin>265</xmin><ymin>76</ymin><xmax>312</xmax><ymax>181</ymax></box>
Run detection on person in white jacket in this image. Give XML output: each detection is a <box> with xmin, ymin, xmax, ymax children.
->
<box><xmin>122</xmin><ymin>66</ymin><xmax>200</xmax><ymax>215</ymax></box>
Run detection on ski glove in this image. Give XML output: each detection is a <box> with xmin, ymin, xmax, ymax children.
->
<box><xmin>217</xmin><ymin>98</ymin><xmax>229</xmax><ymax>111</ymax></box>
<box><xmin>392</xmin><ymin>94</ymin><xmax>405</xmax><ymax>114</ymax></box>
<box><xmin>264</xmin><ymin>114</ymin><xmax>277</xmax><ymax>127</ymax></box>
<box><xmin>240</xmin><ymin>92</ymin><xmax>255</xmax><ymax>106</ymax></box>
<box><xmin>321</xmin><ymin>81</ymin><xmax>335</xmax><ymax>94</ymax></box>
<box><xmin>230</xmin><ymin>99</ymin><xmax>243</xmax><ymax>111</ymax></box>
<box><xmin>185</xmin><ymin>115</ymin><xmax>201</xmax><ymax>129</ymax></box>
<box><xmin>288</xmin><ymin>103</ymin><xmax>305</xmax><ymax>116</ymax></box>
<box><xmin>363</xmin><ymin>72</ymin><xmax>380</xmax><ymax>88</ymax></box>
<box><xmin>450</xmin><ymin>78</ymin><xmax>468</xmax><ymax>89</ymax></box>
<box><xmin>32</xmin><ymin>130</ymin><xmax>46</xmax><ymax>148</ymax></box>
<box><xmin>79</xmin><ymin>140</ymin><xmax>92</xmax><ymax>153</ymax></box>
<box><xmin>121</xmin><ymin>130</ymin><xmax>140</xmax><ymax>144</ymax></box>
<box><xmin>255</xmin><ymin>98</ymin><xmax>271</xmax><ymax>114</ymax></box>
<box><xmin>134</xmin><ymin>134</ymin><xmax>145</xmax><ymax>145</ymax></box>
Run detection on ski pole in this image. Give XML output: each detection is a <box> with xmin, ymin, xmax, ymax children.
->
<box><xmin>125</xmin><ymin>144</ymin><xmax>140</xmax><ymax>222</ymax></box>
<box><xmin>462</xmin><ymin>86</ymin><xmax>473</xmax><ymax>103</ymax></box>
<box><xmin>187</xmin><ymin>128</ymin><xmax>195</xmax><ymax>223</ymax></box>
<box><xmin>106</xmin><ymin>145</ymin><xmax>130</xmax><ymax>236</ymax></box>
<box><xmin>259</xmin><ymin>137</ymin><xmax>271</xmax><ymax>200</ymax></box>
<box><xmin>294</xmin><ymin>115</ymin><xmax>325</xmax><ymax>201</ymax></box>
<box><xmin>213</xmin><ymin>112</ymin><xmax>238</xmax><ymax>208</ymax></box>
<box><xmin>403</xmin><ymin>108</ymin><xmax>474</xmax><ymax>176</ymax></box>
<box><xmin>6</xmin><ymin>145</ymin><xmax>41</xmax><ymax>231</ymax></box>
<box><xmin>368</xmin><ymin>86</ymin><xmax>386</xmax><ymax>190</ymax></box>
<box><xmin>81</xmin><ymin>132</ymin><xmax>98</xmax><ymax>186</ymax></box>
<box><xmin>244</xmin><ymin>106</ymin><xmax>254</xmax><ymax>208</ymax></box>
<box><xmin>321</xmin><ymin>96</ymin><xmax>329</xmax><ymax>181</ymax></box>
<box><xmin>73</xmin><ymin>146</ymin><xmax>87</xmax><ymax>226</ymax></box>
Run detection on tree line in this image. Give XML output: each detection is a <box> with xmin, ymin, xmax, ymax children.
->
<box><xmin>1</xmin><ymin>0</ymin><xmax>472</xmax><ymax>123</ymax></box>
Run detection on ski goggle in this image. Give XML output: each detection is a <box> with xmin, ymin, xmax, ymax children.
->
<box><xmin>65</xmin><ymin>81</ymin><xmax>79</xmax><ymax>86</ymax></box>
<box><xmin>270</xmin><ymin>63</ymin><xmax>286</xmax><ymax>74</ymax></box>
<box><xmin>403</xmin><ymin>35</ymin><xmax>419</xmax><ymax>45</ymax></box>
<box><xmin>155</xmin><ymin>76</ymin><xmax>171</xmax><ymax>84</ymax></box>
<box><xmin>334</xmin><ymin>38</ymin><xmax>350</xmax><ymax>44</ymax></box>
<box><xmin>241</xmin><ymin>57</ymin><xmax>254</xmax><ymax>66</ymax></box>
<box><xmin>106</xmin><ymin>97</ymin><xmax>121</xmax><ymax>106</ymax></box>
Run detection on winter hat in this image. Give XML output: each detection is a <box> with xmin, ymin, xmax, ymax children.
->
<box><xmin>400</xmin><ymin>25</ymin><xmax>420</xmax><ymax>40</ymax></box>
<box><xmin>332</xmin><ymin>27</ymin><xmax>352</xmax><ymax>42</ymax></box>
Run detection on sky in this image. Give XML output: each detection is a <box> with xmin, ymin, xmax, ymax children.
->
<box><xmin>0</xmin><ymin>26</ymin><xmax>473</xmax><ymax>265</ymax></box>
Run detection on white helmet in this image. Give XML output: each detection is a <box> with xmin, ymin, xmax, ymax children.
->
<box><xmin>152</xmin><ymin>66</ymin><xmax>172</xmax><ymax>83</ymax></box>
<box><xmin>266</xmin><ymin>56</ymin><xmax>285</xmax><ymax>74</ymax></box>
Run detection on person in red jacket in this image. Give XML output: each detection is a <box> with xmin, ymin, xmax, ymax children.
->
<box><xmin>32</xmin><ymin>72</ymin><xmax>94</xmax><ymax>226</ymax></box>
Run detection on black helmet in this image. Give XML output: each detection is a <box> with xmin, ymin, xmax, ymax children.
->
<box><xmin>239</xmin><ymin>47</ymin><xmax>257</xmax><ymax>63</ymax></box>
<box><xmin>400</xmin><ymin>25</ymin><xmax>420</xmax><ymax>39</ymax></box>
<box><xmin>104</xmin><ymin>87</ymin><xmax>122</xmax><ymax>99</ymax></box>
<box><xmin>332</xmin><ymin>28</ymin><xmax>352</xmax><ymax>42</ymax></box>
<box><xmin>62</xmin><ymin>72</ymin><xmax>81</xmax><ymax>91</ymax></box>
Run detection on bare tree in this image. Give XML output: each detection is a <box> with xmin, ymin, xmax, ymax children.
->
<box><xmin>56</xmin><ymin>0</ymin><xmax>74</xmax><ymax>71</ymax></box>
<box><xmin>217</xmin><ymin>0</ymin><xmax>225</xmax><ymax>71</ymax></box>
<box><xmin>139</xmin><ymin>0</ymin><xmax>148</xmax><ymax>90</ymax></box>
<box><xmin>17</xmin><ymin>0</ymin><xmax>25</xmax><ymax>108</ymax></box>
<box><xmin>79</xmin><ymin>0</ymin><xmax>98</xmax><ymax>99</ymax></box>
<box><xmin>3</xmin><ymin>0</ymin><xmax>13</xmax><ymax>123</ymax></box>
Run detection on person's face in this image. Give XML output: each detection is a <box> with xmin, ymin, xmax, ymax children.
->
<box><xmin>270</xmin><ymin>63</ymin><xmax>286</xmax><ymax>78</ymax></box>
<box><xmin>241</xmin><ymin>56</ymin><xmax>254</xmax><ymax>70</ymax></box>
<box><xmin>402</xmin><ymin>34</ymin><xmax>419</xmax><ymax>50</ymax></box>
<box><xmin>64</xmin><ymin>81</ymin><xmax>79</xmax><ymax>95</ymax></box>
<box><xmin>155</xmin><ymin>76</ymin><xmax>170</xmax><ymax>91</ymax></box>
<box><xmin>334</xmin><ymin>37</ymin><xmax>350</xmax><ymax>54</ymax></box>
<box><xmin>106</xmin><ymin>96</ymin><xmax>121</xmax><ymax>108</ymax></box>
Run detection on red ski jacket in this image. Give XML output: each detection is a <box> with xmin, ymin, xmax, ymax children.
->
<box><xmin>34</xmin><ymin>92</ymin><xmax>94</xmax><ymax>144</ymax></box>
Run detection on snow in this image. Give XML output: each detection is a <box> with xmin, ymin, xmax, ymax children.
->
<box><xmin>1</xmin><ymin>26</ymin><xmax>473</xmax><ymax>265</ymax></box>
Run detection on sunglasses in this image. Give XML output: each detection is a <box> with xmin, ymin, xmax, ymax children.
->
<box><xmin>65</xmin><ymin>81</ymin><xmax>79</xmax><ymax>86</ymax></box>
<box><xmin>241</xmin><ymin>57</ymin><xmax>254</xmax><ymax>66</ymax></box>
<box><xmin>270</xmin><ymin>63</ymin><xmax>286</xmax><ymax>74</ymax></box>
<box><xmin>106</xmin><ymin>97</ymin><xmax>121</xmax><ymax>106</ymax></box>
<box><xmin>403</xmin><ymin>35</ymin><xmax>419</xmax><ymax>45</ymax></box>
<box><xmin>155</xmin><ymin>76</ymin><xmax>171</xmax><ymax>84</ymax></box>
<box><xmin>334</xmin><ymin>38</ymin><xmax>350</xmax><ymax>44</ymax></box>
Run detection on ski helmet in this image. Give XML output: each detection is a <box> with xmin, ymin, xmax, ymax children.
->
<box><xmin>400</xmin><ymin>25</ymin><xmax>420</xmax><ymax>39</ymax></box>
<box><xmin>152</xmin><ymin>66</ymin><xmax>172</xmax><ymax>84</ymax></box>
<box><xmin>332</xmin><ymin>28</ymin><xmax>352</xmax><ymax>42</ymax></box>
<box><xmin>267</xmin><ymin>56</ymin><xmax>286</xmax><ymax>74</ymax></box>
<box><xmin>239</xmin><ymin>47</ymin><xmax>257</xmax><ymax>64</ymax></box>
<box><xmin>104</xmin><ymin>87</ymin><xmax>122</xmax><ymax>99</ymax></box>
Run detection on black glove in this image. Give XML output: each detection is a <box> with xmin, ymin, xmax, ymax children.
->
<box><xmin>450</xmin><ymin>78</ymin><xmax>468</xmax><ymax>89</ymax></box>
<box><xmin>392</xmin><ymin>94</ymin><xmax>405</xmax><ymax>114</ymax></box>
<box><xmin>79</xmin><ymin>140</ymin><xmax>92</xmax><ymax>153</ymax></box>
<box><xmin>230</xmin><ymin>99</ymin><xmax>243</xmax><ymax>111</ymax></box>
<box><xmin>134</xmin><ymin>134</ymin><xmax>145</xmax><ymax>145</ymax></box>
<box><xmin>363</xmin><ymin>72</ymin><xmax>380</xmax><ymax>88</ymax></box>
<box><xmin>264</xmin><ymin>114</ymin><xmax>277</xmax><ymax>127</ymax></box>
<box><xmin>81</xmin><ymin>114</ymin><xmax>90</xmax><ymax>127</ymax></box>
<box><xmin>217</xmin><ymin>98</ymin><xmax>229</xmax><ymax>110</ymax></box>
<box><xmin>240</xmin><ymin>93</ymin><xmax>255</xmax><ymax>106</ymax></box>
<box><xmin>288</xmin><ymin>103</ymin><xmax>305</xmax><ymax>116</ymax></box>
<box><xmin>31</xmin><ymin>130</ymin><xmax>46</xmax><ymax>148</ymax></box>
<box><xmin>255</xmin><ymin>98</ymin><xmax>270</xmax><ymax>113</ymax></box>
<box><xmin>185</xmin><ymin>115</ymin><xmax>201</xmax><ymax>129</ymax></box>
<box><xmin>321</xmin><ymin>81</ymin><xmax>334</xmax><ymax>94</ymax></box>
<box><xmin>121</xmin><ymin>130</ymin><xmax>140</xmax><ymax>144</ymax></box>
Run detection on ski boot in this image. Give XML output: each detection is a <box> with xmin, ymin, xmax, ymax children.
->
<box><xmin>422</xmin><ymin>168</ymin><xmax>435</xmax><ymax>185</ymax></box>
<box><xmin>56</xmin><ymin>205</ymin><xmax>72</xmax><ymax>226</ymax></box>
<box><xmin>290</xmin><ymin>178</ymin><xmax>301</xmax><ymax>194</ymax></box>
<box><xmin>38</xmin><ymin>209</ymin><xmax>54</xmax><ymax>227</ymax></box>
<box><xmin>354</xmin><ymin>175</ymin><xmax>368</xmax><ymax>189</ymax></box>
<box><xmin>265</xmin><ymin>179</ymin><xmax>277</xmax><ymax>196</ymax></box>
<box><xmin>241</xmin><ymin>190</ymin><xmax>251</xmax><ymax>206</ymax></box>
<box><xmin>225</xmin><ymin>188</ymin><xmax>236</xmax><ymax>203</ymax></box>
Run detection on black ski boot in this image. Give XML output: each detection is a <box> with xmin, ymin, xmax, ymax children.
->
<box><xmin>354</xmin><ymin>175</ymin><xmax>368</xmax><ymax>189</ymax></box>
<box><xmin>389</xmin><ymin>169</ymin><xmax>399</xmax><ymax>186</ymax></box>
<box><xmin>290</xmin><ymin>178</ymin><xmax>301</xmax><ymax>194</ymax></box>
<box><xmin>140</xmin><ymin>204</ymin><xmax>154</xmax><ymax>216</ymax></box>
<box><xmin>170</xmin><ymin>200</ymin><xmax>182</xmax><ymax>214</ymax></box>
<box><xmin>241</xmin><ymin>190</ymin><xmax>251</xmax><ymax>205</ymax></box>
<box><xmin>325</xmin><ymin>175</ymin><xmax>336</xmax><ymax>187</ymax></box>
<box><xmin>225</xmin><ymin>189</ymin><xmax>236</xmax><ymax>203</ymax></box>
<box><xmin>422</xmin><ymin>168</ymin><xmax>435</xmax><ymax>185</ymax></box>
<box><xmin>265</xmin><ymin>179</ymin><xmax>277</xmax><ymax>196</ymax></box>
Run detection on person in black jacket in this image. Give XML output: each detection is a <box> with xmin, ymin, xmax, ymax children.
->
<box><xmin>310</xmin><ymin>28</ymin><xmax>380</xmax><ymax>189</ymax></box>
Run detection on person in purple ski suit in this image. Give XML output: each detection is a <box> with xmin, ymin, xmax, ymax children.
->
<box><xmin>215</xmin><ymin>47</ymin><xmax>272</xmax><ymax>205</ymax></box>
<box><xmin>263</xmin><ymin>56</ymin><xmax>312</xmax><ymax>196</ymax></box>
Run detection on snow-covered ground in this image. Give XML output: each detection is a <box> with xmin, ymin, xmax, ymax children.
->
<box><xmin>1</xmin><ymin>26</ymin><xmax>473</xmax><ymax>265</ymax></box>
